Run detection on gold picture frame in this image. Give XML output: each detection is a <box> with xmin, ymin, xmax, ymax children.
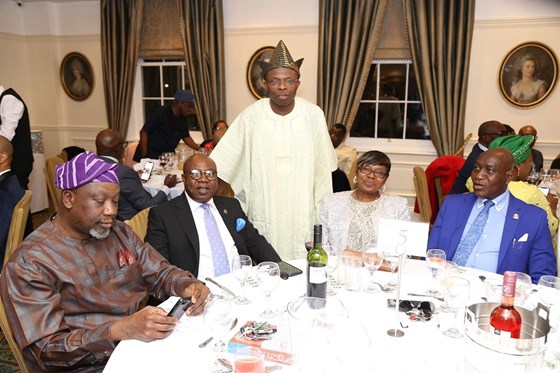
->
<box><xmin>498</xmin><ymin>42</ymin><xmax>558</xmax><ymax>108</ymax></box>
<box><xmin>60</xmin><ymin>52</ymin><xmax>94</xmax><ymax>101</ymax></box>
<box><xmin>246</xmin><ymin>46</ymin><xmax>275</xmax><ymax>99</ymax></box>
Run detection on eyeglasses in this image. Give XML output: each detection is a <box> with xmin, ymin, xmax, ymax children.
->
<box><xmin>481</xmin><ymin>130</ymin><xmax>507</xmax><ymax>137</ymax></box>
<box><xmin>358</xmin><ymin>167</ymin><xmax>387</xmax><ymax>179</ymax></box>
<box><xmin>187</xmin><ymin>169</ymin><xmax>217</xmax><ymax>181</ymax></box>
<box><xmin>397</xmin><ymin>300</ymin><xmax>434</xmax><ymax>321</ymax></box>
<box><xmin>266</xmin><ymin>78</ymin><xmax>298</xmax><ymax>88</ymax></box>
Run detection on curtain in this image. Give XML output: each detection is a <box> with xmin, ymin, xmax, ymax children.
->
<box><xmin>404</xmin><ymin>0</ymin><xmax>475</xmax><ymax>156</ymax></box>
<box><xmin>177</xmin><ymin>0</ymin><xmax>226</xmax><ymax>139</ymax></box>
<box><xmin>318</xmin><ymin>0</ymin><xmax>388</xmax><ymax>129</ymax></box>
<box><xmin>100</xmin><ymin>0</ymin><xmax>144</xmax><ymax>136</ymax></box>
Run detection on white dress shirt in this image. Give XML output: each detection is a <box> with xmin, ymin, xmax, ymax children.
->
<box><xmin>185</xmin><ymin>193</ymin><xmax>237</xmax><ymax>280</ymax></box>
<box><xmin>0</xmin><ymin>86</ymin><xmax>25</xmax><ymax>141</ymax></box>
<box><xmin>335</xmin><ymin>142</ymin><xmax>358</xmax><ymax>176</ymax></box>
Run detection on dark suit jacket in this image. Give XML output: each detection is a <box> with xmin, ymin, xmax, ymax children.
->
<box><xmin>450</xmin><ymin>143</ymin><xmax>484</xmax><ymax>194</ymax></box>
<box><xmin>531</xmin><ymin>148</ymin><xmax>543</xmax><ymax>173</ymax></box>
<box><xmin>428</xmin><ymin>192</ymin><xmax>556</xmax><ymax>283</ymax></box>
<box><xmin>0</xmin><ymin>171</ymin><xmax>25</xmax><ymax>262</ymax></box>
<box><xmin>146</xmin><ymin>194</ymin><xmax>281</xmax><ymax>277</ymax></box>
<box><xmin>99</xmin><ymin>156</ymin><xmax>168</xmax><ymax>221</ymax></box>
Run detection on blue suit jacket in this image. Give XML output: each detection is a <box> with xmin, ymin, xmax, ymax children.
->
<box><xmin>428</xmin><ymin>192</ymin><xmax>556</xmax><ymax>283</ymax></box>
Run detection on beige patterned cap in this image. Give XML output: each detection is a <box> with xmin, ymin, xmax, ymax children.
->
<box><xmin>260</xmin><ymin>40</ymin><xmax>304</xmax><ymax>78</ymax></box>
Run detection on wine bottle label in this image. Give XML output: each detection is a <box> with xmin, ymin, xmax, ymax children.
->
<box><xmin>308</xmin><ymin>266</ymin><xmax>327</xmax><ymax>284</ymax></box>
<box><xmin>491</xmin><ymin>327</ymin><xmax>512</xmax><ymax>340</ymax></box>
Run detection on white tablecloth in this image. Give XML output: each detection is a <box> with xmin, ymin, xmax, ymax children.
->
<box><xmin>29</xmin><ymin>153</ymin><xmax>48</xmax><ymax>213</ymax></box>
<box><xmin>134</xmin><ymin>160</ymin><xmax>184</xmax><ymax>200</ymax></box>
<box><xmin>103</xmin><ymin>258</ymin><xmax>559</xmax><ymax>373</ymax></box>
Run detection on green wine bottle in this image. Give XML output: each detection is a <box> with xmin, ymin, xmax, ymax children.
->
<box><xmin>306</xmin><ymin>224</ymin><xmax>328</xmax><ymax>299</ymax></box>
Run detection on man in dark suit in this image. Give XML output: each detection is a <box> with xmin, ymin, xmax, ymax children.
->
<box><xmin>0</xmin><ymin>135</ymin><xmax>25</xmax><ymax>262</ymax></box>
<box><xmin>429</xmin><ymin>148</ymin><xmax>556</xmax><ymax>284</ymax></box>
<box><xmin>450</xmin><ymin>120</ymin><xmax>506</xmax><ymax>194</ymax></box>
<box><xmin>146</xmin><ymin>154</ymin><xmax>281</xmax><ymax>280</ymax></box>
<box><xmin>518</xmin><ymin>125</ymin><xmax>544</xmax><ymax>172</ymax></box>
<box><xmin>96</xmin><ymin>129</ymin><xmax>177</xmax><ymax>221</ymax></box>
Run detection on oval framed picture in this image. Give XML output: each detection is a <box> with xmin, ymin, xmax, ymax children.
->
<box><xmin>246</xmin><ymin>46</ymin><xmax>274</xmax><ymax>99</ymax></box>
<box><xmin>60</xmin><ymin>52</ymin><xmax>94</xmax><ymax>101</ymax></box>
<box><xmin>498</xmin><ymin>42</ymin><xmax>558</xmax><ymax>108</ymax></box>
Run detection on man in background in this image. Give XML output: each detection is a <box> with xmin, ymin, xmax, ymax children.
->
<box><xmin>96</xmin><ymin>129</ymin><xmax>177</xmax><ymax>221</ymax></box>
<box><xmin>0</xmin><ymin>135</ymin><xmax>25</xmax><ymax>262</ymax></box>
<box><xmin>518</xmin><ymin>124</ymin><xmax>543</xmax><ymax>172</ymax></box>
<box><xmin>211</xmin><ymin>40</ymin><xmax>337</xmax><ymax>260</ymax></box>
<box><xmin>330</xmin><ymin>123</ymin><xmax>357</xmax><ymax>177</ymax></box>
<box><xmin>450</xmin><ymin>120</ymin><xmax>506</xmax><ymax>194</ymax></box>
<box><xmin>133</xmin><ymin>90</ymin><xmax>199</xmax><ymax>161</ymax></box>
<box><xmin>0</xmin><ymin>85</ymin><xmax>33</xmax><ymax>190</ymax></box>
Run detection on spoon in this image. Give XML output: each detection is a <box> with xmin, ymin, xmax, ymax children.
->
<box><xmin>371</xmin><ymin>281</ymin><xmax>394</xmax><ymax>292</ymax></box>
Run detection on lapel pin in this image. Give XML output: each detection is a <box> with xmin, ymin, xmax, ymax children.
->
<box><xmin>223</xmin><ymin>209</ymin><xmax>228</xmax><ymax>214</ymax></box>
<box><xmin>513</xmin><ymin>213</ymin><xmax>519</xmax><ymax>220</ymax></box>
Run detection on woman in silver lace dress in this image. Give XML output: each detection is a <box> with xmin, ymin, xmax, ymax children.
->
<box><xmin>319</xmin><ymin>151</ymin><xmax>410</xmax><ymax>252</ymax></box>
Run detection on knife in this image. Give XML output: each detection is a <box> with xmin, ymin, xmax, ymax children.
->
<box><xmin>205</xmin><ymin>277</ymin><xmax>237</xmax><ymax>298</ymax></box>
<box><xmin>407</xmin><ymin>292</ymin><xmax>444</xmax><ymax>302</ymax></box>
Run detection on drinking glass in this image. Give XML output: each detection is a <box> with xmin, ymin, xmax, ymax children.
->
<box><xmin>527</xmin><ymin>171</ymin><xmax>539</xmax><ymax>185</ymax></box>
<box><xmin>538</xmin><ymin>275</ymin><xmax>560</xmax><ymax>309</ymax></box>
<box><xmin>204</xmin><ymin>293</ymin><xmax>234</xmax><ymax>372</ymax></box>
<box><xmin>232</xmin><ymin>254</ymin><xmax>252</xmax><ymax>305</ymax></box>
<box><xmin>426</xmin><ymin>249</ymin><xmax>446</xmax><ymax>296</ymax></box>
<box><xmin>382</xmin><ymin>251</ymin><xmax>399</xmax><ymax>288</ymax></box>
<box><xmin>325</xmin><ymin>244</ymin><xmax>340</xmax><ymax>296</ymax></box>
<box><xmin>158</xmin><ymin>154</ymin><xmax>169</xmax><ymax>171</ymax></box>
<box><xmin>513</xmin><ymin>272</ymin><xmax>532</xmax><ymax>307</ymax></box>
<box><xmin>234</xmin><ymin>347</ymin><xmax>265</xmax><ymax>373</ymax></box>
<box><xmin>362</xmin><ymin>248</ymin><xmax>384</xmax><ymax>293</ymax></box>
<box><xmin>256</xmin><ymin>262</ymin><xmax>281</xmax><ymax>318</ymax></box>
<box><xmin>441</xmin><ymin>276</ymin><xmax>470</xmax><ymax>338</ymax></box>
<box><xmin>163</xmin><ymin>152</ymin><xmax>176</xmax><ymax>170</ymax></box>
<box><xmin>304</xmin><ymin>231</ymin><xmax>313</xmax><ymax>252</ymax></box>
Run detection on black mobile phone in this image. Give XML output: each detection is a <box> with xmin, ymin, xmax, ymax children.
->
<box><xmin>167</xmin><ymin>297</ymin><xmax>193</xmax><ymax>319</ymax></box>
<box><xmin>277</xmin><ymin>261</ymin><xmax>303</xmax><ymax>280</ymax></box>
<box><xmin>140</xmin><ymin>161</ymin><xmax>154</xmax><ymax>181</ymax></box>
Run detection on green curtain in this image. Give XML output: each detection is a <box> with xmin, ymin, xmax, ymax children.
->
<box><xmin>177</xmin><ymin>0</ymin><xmax>226</xmax><ymax>139</ymax></box>
<box><xmin>100</xmin><ymin>0</ymin><xmax>144</xmax><ymax>136</ymax></box>
<box><xmin>404</xmin><ymin>0</ymin><xmax>476</xmax><ymax>156</ymax></box>
<box><xmin>317</xmin><ymin>0</ymin><xmax>387</xmax><ymax>129</ymax></box>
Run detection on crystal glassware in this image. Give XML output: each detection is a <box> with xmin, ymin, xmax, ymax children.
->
<box><xmin>382</xmin><ymin>251</ymin><xmax>399</xmax><ymax>289</ymax></box>
<box><xmin>203</xmin><ymin>294</ymin><xmax>234</xmax><ymax>372</ymax></box>
<box><xmin>441</xmin><ymin>276</ymin><xmax>470</xmax><ymax>338</ymax></box>
<box><xmin>538</xmin><ymin>275</ymin><xmax>560</xmax><ymax>309</ymax></box>
<box><xmin>232</xmin><ymin>254</ymin><xmax>252</xmax><ymax>305</ymax></box>
<box><xmin>256</xmin><ymin>262</ymin><xmax>281</xmax><ymax>318</ymax></box>
<box><xmin>362</xmin><ymin>248</ymin><xmax>384</xmax><ymax>293</ymax></box>
<box><xmin>426</xmin><ymin>249</ymin><xmax>446</xmax><ymax>296</ymax></box>
<box><xmin>325</xmin><ymin>244</ymin><xmax>340</xmax><ymax>296</ymax></box>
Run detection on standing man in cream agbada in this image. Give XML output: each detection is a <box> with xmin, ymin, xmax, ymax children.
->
<box><xmin>211</xmin><ymin>40</ymin><xmax>337</xmax><ymax>260</ymax></box>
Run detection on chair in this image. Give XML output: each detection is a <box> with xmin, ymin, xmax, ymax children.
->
<box><xmin>4</xmin><ymin>190</ymin><xmax>32</xmax><ymax>265</ymax></box>
<box><xmin>44</xmin><ymin>156</ymin><xmax>64</xmax><ymax>212</ymax></box>
<box><xmin>348</xmin><ymin>158</ymin><xmax>358</xmax><ymax>190</ymax></box>
<box><xmin>0</xmin><ymin>297</ymin><xmax>28</xmax><ymax>372</ymax></box>
<box><xmin>124</xmin><ymin>207</ymin><xmax>151</xmax><ymax>241</ymax></box>
<box><xmin>413</xmin><ymin>166</ymin><xmax>431</xmax><ymax>223</ymax></box>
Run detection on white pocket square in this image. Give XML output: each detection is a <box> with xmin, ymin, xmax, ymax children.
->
<box><xmin>518</xmin><ymin>233</ymin><xmax>528</xmax><ymax>242</ymax></box>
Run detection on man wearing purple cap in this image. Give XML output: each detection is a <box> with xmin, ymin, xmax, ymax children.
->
<box><xmin>133</xmin><ymin>89</ymin><xmax>199</xmax><ymax>162</ymax></box>
<box><xmin>0</xmin><ymin>151</ymin><xmax>210</xmax><ymax>371</ymax></box>
<box><xmin>211</xmin><ymin>40</ymin><xmax>337</xmax><ymax>260</ymax></box>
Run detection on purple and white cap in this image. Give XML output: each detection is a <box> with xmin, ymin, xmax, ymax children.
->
<box><xmin>55</xmin><ymin>151</ymin><xmax>119</xmax><ymax>190</ymax></box>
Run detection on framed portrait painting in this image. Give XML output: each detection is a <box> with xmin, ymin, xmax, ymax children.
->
<box><xmin>498</xmin><ymin>42</ymin><xmax>558</xmax><ymax>108</ymax></box>
<box><xmin>246</xmin><ymin>46</ymin><xmax>274</xmax><ymax>99</ymax></box>
<box><xmin>60</xmin><ymin>52</ymin><xmax>94</xmax><ymax>101</ymax></box>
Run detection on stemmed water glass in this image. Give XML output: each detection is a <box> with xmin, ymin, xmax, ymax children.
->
<box><xmin>426</xmin><ymin>249</ymin><xmax>446</xmax><ymax>296</ymax></box>
<box><xmin>231</xmin><ymin>254</ymin><xmax>252</xmax><ymax>305</ymax></box>
<box><xmin>163</xmin><ymin>152</ymin><xmax>176</xmax><ymax>170</ymax></box>
<box><xmin>442</xmin><ymin>276</ymin><xmax>470</xmax><ymax>338</ymax></box>
<box><xmin>382</xmin><ymin>251</ymin><xmax>399</xmax><ymax>289</ymax></box>
<box><xmin>325</xmin><ymin>244</ymin><xmax>340</xmax><ymax>296</ymax></box>
<box><xmin>256</xmin><ymin>261</ymin><xmax>281</xmax><ymax>318</ymax></box>
<box><xmin>204</xmin><ymin>294</ymin><xmax>234</xmax><ymax>371</ymax></box>
<box><xmin>362</xmin><ymin>248</ymin><xmax>384</xmax><ymax>293</ymax></box>
<box><xmin>158</xmin><ymin>154</ymin><xmax>169</xmax><ymax>172</ymax></box>
<box><xmin>538</xmin><ymin>275</ymin><xmax>560</xmax><ymax>309</ymax></box>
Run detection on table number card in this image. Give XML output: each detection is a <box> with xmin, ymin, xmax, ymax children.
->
<box><xmin>377</xmin><ymin>218</ymin><xmax>429</xmax><ymax>257</ymax></box>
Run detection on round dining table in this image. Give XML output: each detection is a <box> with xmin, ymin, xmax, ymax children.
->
<box><xmin>103</xmin><ymin>258</ymin><xmax>559</xmax><ymax>373</ymax></box>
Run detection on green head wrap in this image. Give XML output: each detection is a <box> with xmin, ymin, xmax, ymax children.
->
<box><xmin>489</xmin><ymin>135</ymin><xmax>534</xmax><ymax>165</ymax></box>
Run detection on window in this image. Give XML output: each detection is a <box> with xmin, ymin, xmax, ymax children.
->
<box><xmin>351</xmin><ymin>60</ymin><xmax>429</xmax><ymax>140</ymax></box>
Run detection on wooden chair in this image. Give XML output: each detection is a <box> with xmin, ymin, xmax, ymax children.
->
<box><xmin>348</xmin><ymin>158</ymin><xmax>358</xmax><ymax>190</ymax></box>
<box><xmin>4</xmin><ymin>190</ymin><xmax>32</xmax><ymax>265</ymax></box>
<box><xmin>44</xmin><ymin>156</ymin><xmax>64</xmax><ymax>212</ymax></box>
<box><xmin>124</xmin><ymin>207</ymin><xmax>151</xmax><ymax>241</ymax></box>
<box><xmin>0</xmin><ymin>296</ymin><xmax>28</xmax><ymax>372</ymax></box>
<box><xmin>412</xmin><ymin>166</ymin><xmax>432</xmax><ymax>223</ymax></box>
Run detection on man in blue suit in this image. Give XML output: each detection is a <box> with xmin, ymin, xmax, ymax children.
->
<box><xmin>428</xmin><ymin>148</ymin><xmax>556</xmax><ymax>283</ymax></box>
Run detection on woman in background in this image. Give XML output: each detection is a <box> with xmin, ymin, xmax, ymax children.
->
<box><xmin>69</xmin><ymin>58</ymin><xmax>91</xmax><ymax>98</ymax></box>
<box><xmin>319</xmin><ymin>150</ymin><xmax>410</xmax><ymax>252</ymax></box>
<box><xmin>510</xmin><ymin>53</ymin><xmax>547</xmax><ymax>104</ymax></box>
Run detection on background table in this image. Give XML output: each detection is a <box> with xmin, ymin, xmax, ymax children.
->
<box><xmin>104</xmin><ymin>258</ymin><xmax>559</xmax><ymax>373</ymax></box>
<box><xmin>134</xmin><ymin>160</ymin><xmax>185</xmax><ymax>200</ymax></box>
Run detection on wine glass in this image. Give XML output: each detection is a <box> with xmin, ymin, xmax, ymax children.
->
<box><xmin>304</xmin><ymin>231</ymin><xmax>313</xmax><ymax>252</ymax></box>
<box><xmin>204</xmin><ymin>294</ymin><xmax>234</xmax><ymax>372</ymax></box>
<box><xmin>426</xmin><ymin>249</ymin><xmax>446</xmax><ymax>296</ymax></box>
<box><xmin>231</xmin><ymin>254</ymin><xmax>252</xmax><ymax>305</ymax></box>
<box><xmin>325</xmin><ymin>244</ymin><xmax>340</xmax><ymax>296</ymax></box>
<box><xmin>382</xmin><ymin>251</ymin><xmax>399</xmax><ymax>289</ymax></box>
<box><xmin>513</xmin><ymin>271</ymin><xmax>532</xmax><ymax>307</ymax></box>
<box><xmin>538</xmin><ymin>275</ymin><xmax>560</xmax><ymax>309</ymax></box>
<box><xmin>362</xmin><ymin>248</ymin><xmax>384</xmax><ymax>293</ymax></box>
<box><xmin>441</xmin><ymin>276</ymin><xmax>470</xmax><ymax>338</ymax></box>
<box><xmin>256</xmin><ymin>262</ymin><xmax>281</xmax><ymax>318</ymax></box>
<box><xmin>163</xmin><ymin>152</ymin><xmax>176</xmax><ymax>170</ymax></box>
<box><xmin>527</xmin><ymin>171</ymin><xmax>539</xmax><ymax>185</ymax></box>
<box><xmin>158</xmin><ymin>154</ymin><xmax>168</xmax><ymax>171</ymax></box>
